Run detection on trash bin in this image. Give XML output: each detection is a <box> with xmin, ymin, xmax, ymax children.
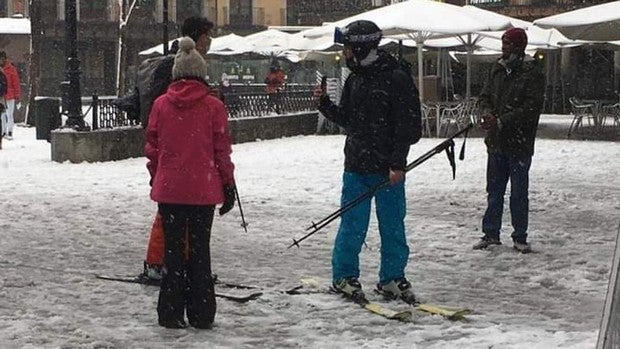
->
<box><xmin>34</xmin><ymin>97</ymin><xmax>61</xmax><ymax>141</ymax></box>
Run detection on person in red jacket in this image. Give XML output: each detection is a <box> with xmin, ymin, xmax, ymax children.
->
<box><xmin>140</xmin><ymin>17</ymin><xmax>220</xmax><ymax>283</ymax></box>
<box><xmin>145</xmin><ymin>36</ymin><xmax>235</xmax><ymax>329</ymax></box>
<box><xmin>1</xmin><ymin>51</ymin><xmax>21</xmax><ymax>140</ymax></box>
<box><xmin>264</xmin><ymin>60</ymin><xmax>286</xmax><ymax>114</ymax></box>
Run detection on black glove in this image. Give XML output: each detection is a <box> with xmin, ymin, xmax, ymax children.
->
<box><xmin>219</xmin><ymin>185</ymin><xmax>236</xmax><ymax>216</ymax></box>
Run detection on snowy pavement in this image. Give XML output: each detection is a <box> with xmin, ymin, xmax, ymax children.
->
<box><xmin>0</xmin><ymin>122</ymin><xmax>619</xmax><ymax>348</ymax></box>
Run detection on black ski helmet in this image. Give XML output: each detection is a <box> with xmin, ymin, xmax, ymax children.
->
<box><xmin>336</xmin><ymin>20</ymin><xmax>382</xmax><ymax>62</ymax></box>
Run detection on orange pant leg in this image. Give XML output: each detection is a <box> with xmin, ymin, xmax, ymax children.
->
<box><xmin>146</xmin><ymin>211</ymin><xmax>190</xmax><ymax>266</ymax></box>
<box><xmin>145</xmin><ymin>212</ymin><xmax>165</xmax><ymax>265</ymax></box>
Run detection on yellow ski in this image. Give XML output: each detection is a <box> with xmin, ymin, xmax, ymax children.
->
<box><xmin>415</xmin><ymin>303</ymin><xmax>470</xmax><ymax>321</ymax></box>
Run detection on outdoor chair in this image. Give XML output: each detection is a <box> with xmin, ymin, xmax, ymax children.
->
<box><xmin>437</xmin><ymin>98</ymin><xmax>478</xmax><ymax>138</ymax></box>
<box><xmin>460</xmin><ymin>98</ymin><xmax>480</xmax><ymax>127</ymax></box>
<box><xmin>567</xmin><ymin>97</ymin><xmax>596</xmax><ymax>138</ymax></box>
<box><xmin>421</xmin><ymin>103</ymin><xmax>435</xmax><ymax>137</ymax></box>
<box><xmin>601</xmin><ymin>103</ymin><xmax>620</xmax><ymax>128</ymax></box>
<box><xmin>438</xmin><ymin>102</ymin><xmax>464</xmax><ymax>138</ymax></box>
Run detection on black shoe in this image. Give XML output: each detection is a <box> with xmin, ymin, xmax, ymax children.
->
<box><xmin>513</xmin><ymin>240</ymin><xmax>532</xmax><ymax>254</ymax></box>
<box><xmin>158</xmin><ymin>318</ymin><xmax>187</xmax><ymax>329</ymax></box>
<box><xmin>190</xmin><ymin>321</ymin><xmax>213</xmax><ymax>329</ymax></box>
<box><xmin>473</xmin><ymin>235</ymin><xmax>501</xmax><ymax>250</ymax></box>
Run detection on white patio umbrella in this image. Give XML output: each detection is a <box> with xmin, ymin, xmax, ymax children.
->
<box><xmin>302</xmin><ymin>0</ymin><xmax>511</xmax><ymax>100</ymax></box>
<box><xmin>138</xmin><ymin>34</ymin><xmax>254</xmax><ymax>56</ymax></box>
<box><xmin>208</xmin><ymin>33</ymin><xmax>254</xmax><ymax>55</ymax></box>
<box><xmin>533</xmin><ymin>1</ymin><xmax>620</xmax><ymax>41</ymax></box>
<box><xmin>243</xmin><ymin>29</ymin><xmax>295</xmax><ymax>55</ymax></box>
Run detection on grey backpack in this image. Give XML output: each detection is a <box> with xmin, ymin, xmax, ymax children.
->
<box><xmin>135</xmin><ymin>54</ymin><xmax>175</xmax><ymax>127</ymax></box>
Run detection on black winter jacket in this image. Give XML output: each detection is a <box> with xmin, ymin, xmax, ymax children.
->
<box><xmin>318</xmin><ymin>51</ymin><xmax>422</xmax><ymax>175</ymax></box>
<box><xmin>479</xmin><ymin>57</ymin><xmax>545</xmax><ymax>158</ymax></box>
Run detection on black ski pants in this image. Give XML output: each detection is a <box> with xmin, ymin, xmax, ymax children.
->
<box><xmin>157</xmin><ymin>203</ymin><xmax>216</xmax><ymax>329</ymax></box>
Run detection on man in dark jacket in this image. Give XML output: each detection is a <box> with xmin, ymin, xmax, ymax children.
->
<box><xmin>473</xmin><ymin>28</ymin><xmax>545</xmax><ymax>253</ymax></box>
<box><xmin>316</xmin><ymin>20</ymin><xmax>422</xmax><ymax>303</ymax></box>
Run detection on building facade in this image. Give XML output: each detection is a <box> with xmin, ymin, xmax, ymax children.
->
<box><xmin>0</xmin><ymin>0</ymin><xmax>27</xmax><ymax>17</ymax></box>
<box><xmin>448</xmin><ymin>0</ymin><xmax>611</xmax><ymax>21</ymax></box>
<box><xmin>33</xmin><ymin>0</ymin><xmax>286</xmax><ymax>96</ymax></box>
<box><xmin>287</xmin><ymin>0</ymin><xmax>392</xmax><ymax>26</ymax></box>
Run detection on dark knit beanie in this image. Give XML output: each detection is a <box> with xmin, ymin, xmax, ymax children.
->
<box><xmin>502</xmin><ymin>28</ymin><xmax>528</xmax><ymax>50</ymax></box>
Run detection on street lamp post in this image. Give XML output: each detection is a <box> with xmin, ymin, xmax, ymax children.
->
<box><xmin>163</xmin><ymin>0</ymin><xmax>169</xmax><ymax>55</ymax></box>
<box><xmin>62</xmin><ymin>0</ymin><xmax>89</xmax><ymax>130</ymax></box>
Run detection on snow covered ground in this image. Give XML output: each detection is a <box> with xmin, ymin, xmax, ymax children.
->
<box><xmin>0</xmin><ymin>121</ymin><xmax>619</xmax><ymax>349</ymax></box>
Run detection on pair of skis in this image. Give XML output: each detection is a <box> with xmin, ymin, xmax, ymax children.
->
<box><xmin>95</xmin><ymin>274</ymin><xmax>470</xmax><ymax>322</ymax></box>
<box><xmin>300</xmin><ymin>277</ymin><xmax>469</xmax><ymax>322</ymax></box>
<box><xmin>94</xmin><ymin>274</ymin><xmax>263</xmax><ymax>303</ymax></box>
<box><xmin>348</xmin><ymin>297</ymin><xmax>468</xmax><ymax>322</ymax></box>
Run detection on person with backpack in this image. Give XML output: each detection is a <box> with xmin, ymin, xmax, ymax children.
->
<box><xmin>0</xmin><ymin>51</ymin><xmax>21</xmax><ymax>140</ymax></box>
<box><xmin>313</xmin><ymin>20</ymin><xmax>422</xmax><ymax>304</ymax></box>
<box><xmin>145</xmin><ymin>36</ymin><xmax>235</xmax><ymax>329</ymax></box>
<box><xmin>114</xmin><ymin>16</ymin><xmax>236</xmax><ymax>282</ymax></box>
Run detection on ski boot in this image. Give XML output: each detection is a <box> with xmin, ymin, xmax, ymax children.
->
<box><xmin>332</xmin><ymin>277</ymin><xmax>367</xmax><ymax>304</ymax></box>
<box><xmin>138</xmin><ymin>261</ymin><xmax>163</xmax><ymax>285</ymax></box>
<box><xmin>377</xmin><ymin>278</ymin><xmax>417</xmax><ymax>305</ymax></box>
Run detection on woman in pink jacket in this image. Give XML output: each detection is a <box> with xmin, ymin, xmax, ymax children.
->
<box><xmin>145</xmin><ymin>37</ymin><xmax>235</xmax><ymax>329</ymax></box>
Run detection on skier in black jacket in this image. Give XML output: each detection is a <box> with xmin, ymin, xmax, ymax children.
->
<box><xmin>316</xmin><ymin>20</ymin><xmax>422</xmax><ymax>303</ymax></box>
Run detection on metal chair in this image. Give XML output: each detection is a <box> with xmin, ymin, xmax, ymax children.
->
<box><xmin>437</xmin><ymin>98</ymin><xmax>478</xmax><ymax>138</ymax></box>
<box><xmin>421</xmin><ymin>103</ymin><xmax>435</xmax><ymax>137</ymax></box>
<box><xmin>601</xmin><ymin>102</ymin><xmax>620</xmax><ymax>128</ymax></box>
<box><xmin>438</xmin><ymin>102</ymin><xmax>464</xmax><ymax>138</ymax></box>
<box><xmin>567</xmin><ymin>97</ymin><xmax>596</xmax><ymax>138</ymax></box>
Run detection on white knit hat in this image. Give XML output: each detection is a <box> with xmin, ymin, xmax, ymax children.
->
<box><xmin>172</xmin><ymin>37</ymin><xmax>208</xmax><ymax>80</ymax></box>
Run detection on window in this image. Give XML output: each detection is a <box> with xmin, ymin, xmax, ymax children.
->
<box><xmin>177</xmin><ymin>0</ymin><xmax>202</xmax><ymax>24</ymax></box>
<box><xmin>229</xmin><ymin>0</ymin><xmax>252</xmax><ymax>27</ymax></box>
<box><xmin>0</xmin><ymin>0</ymin><xmax>7</xmax><ymax>17</ymax></box>
<box><xmin>254</xmin><ymin>7</ymin><xmax>265</xmax><ymax>26</ymax></box>
<box><xmin>11</xmin><ymin>0</ymin><xmax>27</xmax><ymax>15</ymax></box>
<box><xmin>152</xmin><ymin>0</ymin><xmax>178</xmax><ymax>23</ymax></box>
<box><xmin>138</xmin><ymin>0</ymin><xmax>159</xmax><ymax>22</ymax></box>
<box><xmin>57</xmin><ymin>0</ymin><xmax>65</xmax><ymax>20</ymax></box>
<box><xmin>79</xmin><ymin>0</ymin><xmax>108</xmax><ymax>21</ymax></box>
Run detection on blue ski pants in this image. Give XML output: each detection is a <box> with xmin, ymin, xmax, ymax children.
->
<box><xmin>332</xmin><ymin>171</ymin><xmax>409</xmax><ymax>285</ymax></box>
<box><xmin>482</xmin><ymin>152</ymin><xmax>532</xmax><ymax>242</ymax></box>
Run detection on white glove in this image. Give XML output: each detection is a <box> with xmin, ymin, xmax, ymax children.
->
<box><xmin>16</xmin><ymin>102</ymin><xmax>22</xmax><ymax>110</ymax></box>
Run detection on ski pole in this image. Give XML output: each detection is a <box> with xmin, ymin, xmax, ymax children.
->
<box><xmin>234</xmin><ymin>186</ymin><xmax>249</xmax><ymax>233</ymax></box>
<box><xmin>303</xmin><ymin>123</ymin><xmax>471</xmax><ymax>233</ymax></box>
<box><xmin>289</xmin><ymin>124</ymin><xmax>473</xmax><ymax>249</ymax></box>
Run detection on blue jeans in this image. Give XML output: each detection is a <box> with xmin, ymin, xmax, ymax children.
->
<box><xmin>482</xmin><ymin>152</ymin><xmax>532</xmax><ymax>242</ymax></box>
<box><xmin>332</xmin><ymin>172</ymin><xmax>409</xmax><ymax>285</ymax></box>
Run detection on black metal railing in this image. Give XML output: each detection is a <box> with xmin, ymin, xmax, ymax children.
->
<box><xmin>84</xmin><ymin>84</ymin><xmax>316</xmax><ymax>129</ymax></box>
<box><xmin>224</xmin><ymin>89</ymin><xmax>316</xmax><ymax>118</ymax></box>
<box><xmin>81</xmin><ymin>95</ymin><xmax>139</xmax><ymax>130</ymax></box>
